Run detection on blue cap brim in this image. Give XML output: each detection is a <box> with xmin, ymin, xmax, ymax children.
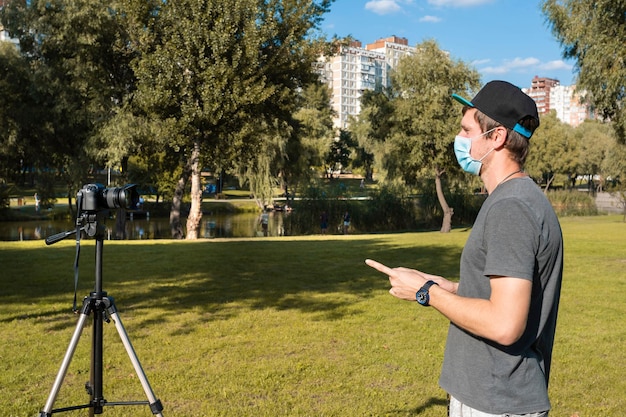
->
<box><xmin>513</xmin><ymin>123</ymin><xmax>533</xmax><ymax>139</ymax></box>
<box><xmin>452</xmin><ymin>93</ymin><xmax>473</xmax><ymax>107</ymax></box>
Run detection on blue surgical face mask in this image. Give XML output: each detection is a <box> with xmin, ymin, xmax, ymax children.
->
<box><xmin>453</xmin><ymin>128</ymin><xmax>497</xmax><ymax>175</ymax></box>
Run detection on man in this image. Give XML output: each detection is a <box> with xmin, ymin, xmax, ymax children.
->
<box><xmin>366</xmin><ymin>80</ymin><xmax>563</xmax><ymax>417</ymax></box>
<box><xmin>259</xmin><ymin>208</ymin><xmax>270</xmax><ymax>236</ymax></box>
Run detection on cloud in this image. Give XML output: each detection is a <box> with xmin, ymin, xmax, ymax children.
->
<box><xmin>471</xmin><ymin>59</ymin><xmax>491</xmax><ymax>66</ymax></box>
<box><xmin>365</xmin><ymin>0</ymin><xmax>415</xmax><ymax>15</ymax></box>
<box><xmin>479</xmin><ymin>57</ymin><xmax>541</xmax><ymax>74</ymax></box>
<box><xmin>428</xmin><ymin>0</ymin><xmax>495</xmax><ymax>6</ymax></box>
<box><xmin>540</xmin><ymin>60</ymin><xmax>572</xmax><ymax>71</ymax></box>
<box><xmin>365</xmin><ymin>0</ymin><xmax>402</xmax><ymax>15</ymax></box>
<box><xmin>419</xmin><ymin>15</ymin><xmax>442</xmax><ymax>23</ymax></box>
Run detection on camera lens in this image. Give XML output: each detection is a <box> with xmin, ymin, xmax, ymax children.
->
<box><xmin>103</xmin><ymin>185</ymin><xmax>139</xmax><ymax>209</ymax></box>
<box><xmin>79</xmin><ymin>183</ymin><xmax>139</xmax><ymax>211</ymax></box>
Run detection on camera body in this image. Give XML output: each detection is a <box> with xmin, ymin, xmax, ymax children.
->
<box><xmin>79</xmin><ymin>183</ymin><xmax>139</xmax><ymax>212</ymax></box>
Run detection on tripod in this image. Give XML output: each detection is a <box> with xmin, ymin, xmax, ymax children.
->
<box><xmin>41</xmin><ymin>211</ymin><xmax>164</xmax><ymax>416</ymax></box>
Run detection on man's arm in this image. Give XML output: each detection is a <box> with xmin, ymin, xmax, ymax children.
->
<box><xmin>429</xmin><ymin>276</ymin><xmax>531</xmax><ymax>346</ymax></box>
<box><xmin>365</xmin><ymin>259</ymin><xmax>531</xmax><ymax>346</ymax></box>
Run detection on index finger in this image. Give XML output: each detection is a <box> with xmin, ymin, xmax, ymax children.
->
<box><xmin>365</xmin><ymin>259</ymin><xmax>394</xmax><ymax>276</ymax></box>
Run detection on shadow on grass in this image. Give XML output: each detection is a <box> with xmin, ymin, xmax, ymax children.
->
<box><xmin>386</xmin><ymin>396</ymin><xmax>449</xmax><ymax>416</ymax></box>
<box><xmin>1</xmin><ymin>236</ymin><xmax>463</xmax><ymax>332</ymax></box>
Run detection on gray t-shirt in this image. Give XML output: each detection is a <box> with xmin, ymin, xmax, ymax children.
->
<box><xmin>439</xmin><ymin>177</ymin><xmax>563</xmax><ymax>414</ymax></box>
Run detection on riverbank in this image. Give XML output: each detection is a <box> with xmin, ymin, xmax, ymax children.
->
<box><xmin>2</xmin><ymin>194</ymin><xmax>262</xmax><ymax>220</ymax></box>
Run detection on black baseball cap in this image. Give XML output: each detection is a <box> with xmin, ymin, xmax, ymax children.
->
<box><xmin>452</xmin><ymin>80</ymin><xmax>539</xmax><ymax>139</ymax></box>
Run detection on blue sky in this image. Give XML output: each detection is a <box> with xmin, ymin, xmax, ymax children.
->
<box><xmin>320</xmin><ymin>0</ymin><xmax>576</xmax><ymax>88</ymax></box>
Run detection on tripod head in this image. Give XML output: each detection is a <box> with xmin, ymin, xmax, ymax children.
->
<box><xmin>44</xmin><ymin>211</ymin><xmax>107</xmax><ymax>245</ymax></box>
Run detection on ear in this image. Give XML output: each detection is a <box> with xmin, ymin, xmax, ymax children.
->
<box><xmin>491</xmin><ymin>126</ymin><xmax>508</xmax><ymax>149</ymax></box>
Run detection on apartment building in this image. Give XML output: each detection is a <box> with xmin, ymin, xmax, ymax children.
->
<box><xmin>0</xmin><ymin>1</ymin><xmax>19</xmax><ymax>48</ymax></box>
<box><xmin>524</xmin><ymin>76</ymin><xmax>560</xmax><ymax>115</ymax></box>
<box><xmin>549</xmin><ymin>84</ymin><xmax>594</xmax><ymax>127</ymax></box>
<box><xmin>523</xmin><ymin>76</ymin><xmax>594</xmax><ymax>126</ymax></box>
<box><xmin>317</xmin><ymin>36</ymin><xmax>415</xmax><ymax>130</ymax></box>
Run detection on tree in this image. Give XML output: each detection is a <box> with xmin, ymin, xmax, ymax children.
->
<box><xmin>1</xmin><ymin>0</ymin><xmax>141</xmax><ymax>211</ymax></box>
<box><xmin>386</xmin><ymin>39</ymin><xmax>480</xmax><ymax>232</ymax></box>
<box><xmin>602</xmin><ymin>138</ymin><xmax>626</xmax><ymax>220</ymax></box>
<box><xmin>350</xmin><ymin>86</ymin><xmax>394</xmax><ymax>182</ymax></box>
<box><xmin>542</xmin><ymin>0</ymin><xmax>626</xmax><ymax>142</ymax></box>
<box><xmin>574</xmin><ymin>120</ymin><xmax>616</xmax><ymax>192</ymax></box>
<box><xmin>0</xmin><ymin>41</ymin><xmax>30</xmax><ymax>184</ymax></box>
<box><xmin>234</xmin><ymin>122</ymin><xmax>285</xmax><ymax>210</ymax></box>
<box><xmin>281</xmin><ymin>80</ymin><xmax>335</xmax><ymax>195</ymax></box>
<box><xmin>324</xmin><ymin>129</ymin><xmax>355</xmax><ymax>178</ymax></box>
<box><xmin>132</xmin><ymin>0</ymin><xmax>333</xmax><ymax>239</ymax></box>
<box><xmin>525</xmin><ymin>110</ymin><xmax>577</xmax><ymax>192</ymax></box>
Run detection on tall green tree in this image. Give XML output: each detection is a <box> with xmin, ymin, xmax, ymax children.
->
<box><xmin>132</xmin><ymin>0</ymin><xmax>333</xmax><ymax>239</ymax></box>
<box><xmin>0</xmin><ymin>41</ymin><xmax>31</xmax><ymax>184</ymax></box>
<box><xmin>542</xmin><ymin>0</ymin><xmax>626</xmax><ymax>142</ymax></box>
<box><xmin>324</xmin><ymin>129</ymin><xmax>355</xmax><ymax>178</ymax></box>
<box><xmin>349</xmin><ymin>85</ymin><xmax>394</xmax><ymax>181</ymax></box>
<box><xmin>1</xmin><ymin>0</ymin><xmax>141</xmax><ymax>210</ymax></box>
<box><xmin>525</xmin><ymin>110</ymin><xmax>577</xmax><ymax>191</ymax></box>
<box><xmin>289</xmin><ymin>81</ymin><xmax>335</xmax><ymax>184</ymax></box>
<box><xmin>386</xmin><ymin>39</ymin><xmax>480</xmax><ymax>232</ymax></box>
<box><xmin>234</xmin><ymin>121</ymin><xmax>285</xmax><ymax>210</ymax></box>
<box><xmin>237</xmin><ymin>81</ymin><xmax>334</xmax><ymax>210</ymax></box>
<box><xmin>574</xmin><ymin>119</ymin><xmax>616</xmax><ymax>192</ymax></box>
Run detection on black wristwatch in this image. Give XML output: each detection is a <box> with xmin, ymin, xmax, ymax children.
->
<box><xmin>416</xmin><ymin>280</ymin><xmax>439</xmax><ymax>306</ymax></box>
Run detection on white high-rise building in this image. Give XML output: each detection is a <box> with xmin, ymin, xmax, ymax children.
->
<box><xmin>317</xmin><ymin>36</ymin><xmax>415</xmax><ymax>130</ymax></box>
<box><xmin>549</xmin><ymin>84</ymin><xmax>594</xmax><ymax>127</ymax></box>
<box><xmin>523</xmin><ymin>76</ymin><xmax>594</xmax><ymax>127</ymax></box>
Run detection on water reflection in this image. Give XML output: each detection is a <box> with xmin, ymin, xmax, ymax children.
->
<box><xmin>0</xmin><ymin>212</ymin><xmax>287</xmax><ymax>241</ymax></box>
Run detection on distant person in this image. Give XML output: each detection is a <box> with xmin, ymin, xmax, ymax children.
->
<box><xmin>360</xmin><ymin>178</ymin><xmax>365</xmax><ymax>189</ymax></box>
<box><xmin>320</xmin><ymin>211</ymin><xmax>329</xmax><ymax>234</ymax></box>
<box><xmin>34</xmin><ymin>193</ymin><xmax>40</xmax><ymax>213</ymax></box>
<box><xmin>342</xmin><ymin>211</ymin><xmax>350</xmax><ymax>234</ymax></box>
<box><xmin>367</xmin><ymin>80</ymin><xmax>563</xmax><ymax>417</ymax></box>
<box><xmin>259</xmin><ymin>208</ymin><xmax>270</xmax><ymax>237</ymax></box>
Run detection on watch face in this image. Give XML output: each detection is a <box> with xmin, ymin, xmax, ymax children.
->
<box><xmin>416</xmin><ymin>290</ymin><xmax>429</xmax><ymax>305</ymax></box>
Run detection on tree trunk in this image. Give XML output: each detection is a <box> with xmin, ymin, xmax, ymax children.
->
<box><xmin>186</xmin><ymin>141</ymin><xmax>203</xmax><ymax>239</ymax></box>
<box><xmin>543</xmin><ymin>174</ymin><xmax>555</xmax><ymax>194</ymax></box>
<box><xmin>115</xmin><ymin>208</ymin><xmax>127</xmax><ymax>239</ymax></box>
<box><xmin>170</xmin><ymin>175</ymin><xmax>186</xmax><ymax>239</ymax></box>
<box><xmin>435</xmin><ymin>168</ymin><xmax>453</xmax><ymax>233</ymax></box>
<box><xmin>170</xmin><ymin>156</ymin><xmax>192</xmax><ymax>240</ymax></box>
<box><xmin>67</xmin><ymin>192</ymin><xmax>75</xmax><ymax>217</ymax></box>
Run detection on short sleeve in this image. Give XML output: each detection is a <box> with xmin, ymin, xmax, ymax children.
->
<box><xmin>482</xmin><ymin>198</ymin><xmax>539</xmax><ymax>280</ymax></box>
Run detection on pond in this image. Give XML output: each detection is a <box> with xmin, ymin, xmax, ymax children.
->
<box><xmin>0</xmin><ymin>212</ymin><xmax>289</xmax><ymax>242</ymax></box>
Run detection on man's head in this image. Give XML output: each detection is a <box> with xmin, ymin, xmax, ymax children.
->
<box><xmin>452</xmin><ymin>80</ymin><xmax>539</xmax><ymax>138</ymax></box>
<box><xmin>453</xmin><ymin>80</ymin><xmax>540</xmax><ymax>166</ymax></box>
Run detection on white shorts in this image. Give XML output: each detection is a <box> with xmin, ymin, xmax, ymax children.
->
<box><xmin>449</xmin><ymin>397</ymin><xmax>548</xmax><ymax>417</ymax></box>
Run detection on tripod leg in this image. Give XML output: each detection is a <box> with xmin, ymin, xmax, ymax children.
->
<box><xmin>106</xmin><ymin>301</ymin><xmax>164</xmax><ymax>416</ymax></box>
<box><xmin>39</xmin><ymin>310</ymin><xmax>91</xmax><ymax>416</ymax></box>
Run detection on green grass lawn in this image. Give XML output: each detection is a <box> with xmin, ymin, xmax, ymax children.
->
<box><xmin>1</xmin><ymin>215</ymin><xmax>625</xmax><ymax>416</ymax></box>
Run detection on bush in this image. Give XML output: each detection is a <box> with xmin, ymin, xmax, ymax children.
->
<box><xmin>287</xmin><ymin>185</ymin><xmax>596</xmax><ymax>234</ymax></box>
<box><xmin>358</xmin><ymin>185</ymin><xmax>420</xmax><ymax>232</ymax></box>
<box><xmin>547</xmin><ymin>189</ymin><xmax>597</xmax><ymax>216</ymax></box>
<box><xmin>284</xmin><ymin>184</ymin><xmax>349</xmax><ymax>235</ymax></box>
<box><xmin>35</xmin><ymin>172</ymin><xmax>58</xmax><ymax>209</ymax></box>
<box><xmin>0</xmin><ymin>184</ymin><xmax>11</xmax><ymax>209</ymax></box>
<box><xmin>285</xmin><ymin>184</ymin><xmax>481</xmax><ymax>234</ymax></box>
